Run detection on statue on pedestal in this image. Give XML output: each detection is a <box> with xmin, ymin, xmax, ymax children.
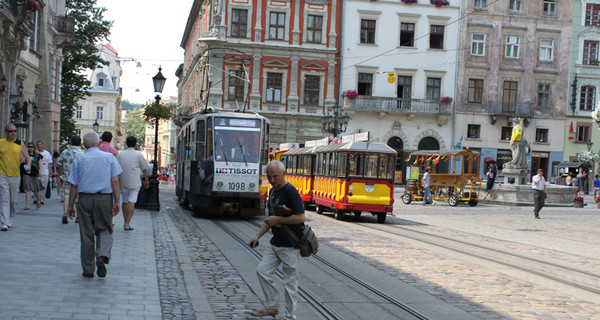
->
<box><xmin>505</xmin><ymin>118</ymin><xmax>528</xmax><ymax>169</ymax></box>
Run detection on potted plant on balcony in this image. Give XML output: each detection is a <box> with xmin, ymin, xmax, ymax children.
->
<box><xmin>344</xmin><ymin>89</ymin><xmax>358</xmax><ymax>100</ymax></box>
<box><xmin>592</xmin><ymin>105</ymin><xmax>600</xmax><ymax>127</ymax></box>
<box><xmin>144</xmin><ymin>102</ymin><xmax>172</xmax><ymax>121</ymax></box>
<box><xmin>440</xmin><ymin>96</ymin><xmax>453</xmax><ymax>103</ymax></box>
<box><xmin>18</xmin><ymin>0</ymin><xmax>39</xmax><ymax>11</ymax></box>
<box><xmin>402</xmin><ymin>0</ymin><xmax>417</xmax><ymax>3</ymax></box>
<box><xmin>573</xmin><ymin>194</ymin><xmax>584</xmax><ymax>208</ymax></box>
<box><xmin>430</xmin><ymin>0</ymin><xmax>449</xmax><ymax>7</ymax></box>
<box><xmin>591</xmin><ymin>60</ymin><xmax>600</xmax><ymax>66</ymax></box>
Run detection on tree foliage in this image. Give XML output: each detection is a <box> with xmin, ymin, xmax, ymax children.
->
<box><xmin>125</xmin><ymin>109</ymin><xmax>146</xmax><ymax>147</ymax></box>
<box><xmin>121</xmin><ymin>99</ymin><xmax>143</xmax><ymax>111</ymax></box>
<box><xmin>60</xmin><ymin>0</ymin><xmax>112</xmax><ymax>145</ymax></box>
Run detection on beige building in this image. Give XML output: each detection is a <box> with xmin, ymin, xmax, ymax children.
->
<box><xmin>76</xmin><ymin>44</ymin><xmax>123</xmax><ymax>149</ymax></box>
<box><xmin>0</xmin><ymin>1</ymin><xmax>74</xmax><ymax>151</ymax></box>
<box><xmin>455</xmin><ymin>0</ymin><xmax>573</xmax><ymax>178</ymax></box>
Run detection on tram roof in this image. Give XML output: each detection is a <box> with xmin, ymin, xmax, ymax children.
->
<box><xmin>317</xmin><ymin>141</ymin><xmax>397</xmax><ymax>154</ymax></box>
<box><xmin>283</xmin><ymin>145</ymin><xmax>323</xmax><ymax>155</ymax></box>
<box><xmin>408</xmin><ymin>149</ymin><xmax>481</xmax><ymax>157</ymax></box>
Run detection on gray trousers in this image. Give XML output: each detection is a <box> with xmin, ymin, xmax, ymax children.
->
<box><xmin>533</xmin><ymin>189</ymin><xmax>545</xmax><ymax>216</ymax></box>
<box><xmin>77</xmin><ymin>193</ymin><xmax>114</xmax><ymax>274</ymax></box>
<box><xmin>0</xmin><ymin>175</ymin><xmax>19</xmax><ymax>226</ymax></box>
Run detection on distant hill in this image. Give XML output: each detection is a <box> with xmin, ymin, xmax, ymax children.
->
<box><xmin>122</xmin><ymin>100</ymin><xmax>143</xmax><ymax>111</ymax></box>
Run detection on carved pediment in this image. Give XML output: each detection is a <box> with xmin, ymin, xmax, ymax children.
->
<box><xmin>263</xmin><ymin>58</ymin><xmax>290</xmax><ymax>68</ymax></box>
<box><xmin>299</xmin><ymin>61</ymin><xmax>326</xmax><ymax>70</ymax></box>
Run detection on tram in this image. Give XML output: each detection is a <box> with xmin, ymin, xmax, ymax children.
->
<box><xmin>401</xmin><ymin>149</ymin><xmax>482</xmax><ymax>206</ymax></box>
<box><xmin>175</xmin><ymin>112</ymin><xmax>270</xmax><ymax>215</ymax></box>
<box><xmin>283</xmin><ymin>140</ymin><xmax>396</xmax><ymax>223</ymax></box>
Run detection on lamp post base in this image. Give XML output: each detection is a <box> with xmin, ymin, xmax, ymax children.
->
<box><xmin>146</xmin><ymin>178</ymin><xmax>160</xmax><ymax>211</ymax></box>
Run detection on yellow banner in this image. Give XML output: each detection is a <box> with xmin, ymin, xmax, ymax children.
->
<box><xmin>387</xmin><ymin>72</ymin><xmax>396</xmax><ymax>84</ymax></box>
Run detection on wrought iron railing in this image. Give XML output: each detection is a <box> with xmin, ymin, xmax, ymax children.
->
<box><xmin>343</xmin><ymin>96</ymin><xmax>450</xmax><ymax>115</ymax></box>
<box><xmin>0</xmin><ymin>0</ymin><xmax>36</xmax><ymax>32</ymax></box>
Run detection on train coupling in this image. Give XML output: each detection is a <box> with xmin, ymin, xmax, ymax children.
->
<box><xmin>221</xmin><ymin>202</ymin><xmax>240</xmax><ymax>214</ymax></box>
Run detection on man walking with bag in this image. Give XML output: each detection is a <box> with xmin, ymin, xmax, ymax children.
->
<box><xmin>248</xmin><ymin>160</ymin><xmax>305</xmax><ymax>319</ymax></box>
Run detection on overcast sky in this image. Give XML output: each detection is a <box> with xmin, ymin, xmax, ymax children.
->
<box><xmin>95</xmin><ymin>0</ymin><xmax>194</xmax><ymax>104</ymax></box>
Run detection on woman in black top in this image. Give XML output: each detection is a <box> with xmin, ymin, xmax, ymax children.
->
<box><xmin>482</xmin><ymin>162</ymin><xmax>497</xmax><ymax>200</ymax></box>
<box><xmin>22</xmin><ymin>143</ymin><xmax>43</xmax><ymax>209</ymax></box>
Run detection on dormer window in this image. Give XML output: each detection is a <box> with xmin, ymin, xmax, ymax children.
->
<box><xmin>98</xmin><ymin>78</ymin><xmax>104</xmax><ymax>87</ymax></box>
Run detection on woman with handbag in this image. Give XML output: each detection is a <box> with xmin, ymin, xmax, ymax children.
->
<box><xmin>22</xmin><ymin>143</ymin><xmax>43</xmax><ymax>209</ymax></box>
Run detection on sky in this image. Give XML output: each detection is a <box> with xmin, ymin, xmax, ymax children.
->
<box><xmin>95</xmin><ymin>0</ymin><xmax>195</xmax><ymax>104</ymax></box>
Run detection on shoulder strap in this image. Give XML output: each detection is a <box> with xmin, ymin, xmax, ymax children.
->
<box><xmin>283</xmin><ymin>224</ymin><xmax>300</xmax><ymax>242</ymax></box>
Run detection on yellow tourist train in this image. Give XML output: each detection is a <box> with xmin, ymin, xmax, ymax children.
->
<box><xmin>282</xmin><ymin>139</ymin><xmax>397</xmax><ymax>223</ymax></box>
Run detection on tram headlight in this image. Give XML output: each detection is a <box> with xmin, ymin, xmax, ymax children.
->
<box><xmin>249</xmin><ymin>182</ymin><xmax>256</xmax><ymax>190</ymax></box>
<box><xmin>216</xmin><ymin>181</ymin><xmax>224</xmax><ymax>189</ymax></box>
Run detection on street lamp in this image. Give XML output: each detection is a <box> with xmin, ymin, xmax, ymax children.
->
<box><xmin>587</xmin><ymin>140</ymin><xmax>593</xmax><ymax>152</ymax></box>
<box><xmin>146</xmin><ymin>67</ymin><xmax>166</xmax><ymax>211</ymax></box>
<box><xmin>322</xmin><ymin>102</ymin><xmax>350</xmax><ymax>138</ymax></box>
<box><xmin>92</xmin><ymin>119</ymin><xmax>99</xmax><ymax>133</ymax></box>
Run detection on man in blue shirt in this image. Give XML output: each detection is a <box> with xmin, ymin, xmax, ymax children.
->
<box><xmin>249</xmin><ymin>160</ymin><xmax>305</xmax><ymax>319</ymax></box>
<box><xmin>67</xmin><ymin>132</ymin><xmax>122</xmax><ymax>278</ymax></box>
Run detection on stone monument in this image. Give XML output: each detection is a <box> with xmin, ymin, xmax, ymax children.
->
<box><xmin>503</xmin><ymin>118</ymin><xmax>529</xmax><ymax>185</ymax></box>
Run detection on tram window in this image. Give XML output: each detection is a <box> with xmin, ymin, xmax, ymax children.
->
<box><xmin>196</xmin><ymin>120</ymin><xmax>206</xmax><ymax>160</ymax></box>
<box><xmin>298</xmin><ymin>155</ymin><xmax>304</xmax><ymax>175</ymax></box>
<box><xmin>317</xmin><ymin>153</ymin><xmax>326</xmax><ymax>176</ymax></box>
<box><xmin>348</xmin><ymin>153</ymin><xmax>357</xmax><ymax>176</ymax></box>
<box><xmin>303</xmin><ymin>155</ymin><xmax>311</xmax><ymax>176</ymax></box>
<box><xmin>329</xmin><ymin>153</ymin><xmax>337</xmax><ymax>176</ymax></box>
<box><xmin>379</xmin><ymin>155</ymin><xmax>388</xmax><ymax>178</ymax></box>
<box><xmin>207</xmin><ymin>118</ymin><xmax>213</xmax><ymax>159</ymax></box>
<box><xmin>338</xmin><ymin>153</ymin><xmax>347</xmax><ymax>177</ymax></box>
<box><xmin>365</xmin><ymin>154</ymin><xmax>378</xmax><ymax>178</ymax></box>
<box><xmin>262</xmin><ymin>122</ymin><xmax>269</xmax><ymax>164</ymax></box>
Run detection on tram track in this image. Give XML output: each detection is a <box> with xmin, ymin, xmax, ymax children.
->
<box><xmin>233</xmin><ymin>219</ymin><xmax>436</xmax><ymax>320</ymax></box>
<box><xmin>355</xmin><ymin>220</ymin><xmax>600</xmax><ymax>297</ymax></box>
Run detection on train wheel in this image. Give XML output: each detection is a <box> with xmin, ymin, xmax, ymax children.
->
<box><xmin>316</xmin><ymin>205</ymin><xmax>324</xmax><ymax>214</ymax></box>
<box><xmin>353</xmin><ymin>211</ymin><xmax>362</xmax><ymax>218</ymax></box>
<box><xmin>377</xmin><ymin>213</ymin><xmax>386</xmax><ymax>224</ymax></box>
<box><xmin>448</xmin><ymin>193</ymin><xmax>459</xmax><ymax>206</ymax></box>
<box><xmin>334</xmin><ymin>210</ymin><xmax>343</xmax><ymax>220</ymax></box>
<box><xmin>468</xmin><ymin>200</ymin><xmax>478</xmax><ymax>207</ymax></box>
<box><xmin>401</xmin><ymin>193</ymin><xmax>412</xmax><ymax>204</ymax></box>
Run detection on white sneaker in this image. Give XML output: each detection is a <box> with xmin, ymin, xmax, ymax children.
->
<box><xmin>1</xmin><ymin>225</ymin><xmax>8</xmax><ymax>231</ymax></box>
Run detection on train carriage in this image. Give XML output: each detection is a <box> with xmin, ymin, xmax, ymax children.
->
<box><xmin>176</xmin><ymin>112</ymin><xmax>270</xmax><ymax>216</ymax></box>
<box><xmin>285</xmin><ymin>141</ymin><xmax>396</xmax><ymax>223</ymax></box>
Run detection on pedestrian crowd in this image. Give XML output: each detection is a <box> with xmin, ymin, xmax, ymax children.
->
<box><xmin>0</xmin><ymin>122</ymin><xmax>153</xmax><ymax>279</ymax></box>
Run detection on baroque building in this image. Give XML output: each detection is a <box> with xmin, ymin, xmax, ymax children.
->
<box><xmin>340</xmin><ymin>0</ymin><xmax>460</xmax><ymax>181</ymax></box>
<box><xmin>1</xmin><ymin>0</ymin><xmax>74</xmax><ymax>151</ymax></box>
<box><xmin>177</xmin><ymin>0</ymin><xmax>342</xmax><ymax>147</ymax></box>
<box><xmin>456</xmin><ymin>0</ymin><xmax>572</xmax><ymax>181</ymax></box>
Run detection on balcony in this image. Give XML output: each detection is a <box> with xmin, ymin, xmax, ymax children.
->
<box><xmin>342</xmin><ymin>96</ymin><xmax>451</xmax><ymax>115</ymax></box>
<box><xmin>50</xmin><ymin>14</ymin><xmax>75</xmax><ymax>48</ymax></box>
<box><xmin>488</xmin><ymin>101</ymin><xmax>533</xmax><ymax>118</ymax></box>
<box><xmin>0</xmin><ymin>0</ymin><xmax>36</xmax><ymax>33</ymax></box>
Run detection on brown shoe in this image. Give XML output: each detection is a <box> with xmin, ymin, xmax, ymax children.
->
<box><xmin>250</xmin><ymin>307</ymin><xmax>278</xmax><ymax>317</ymax></box>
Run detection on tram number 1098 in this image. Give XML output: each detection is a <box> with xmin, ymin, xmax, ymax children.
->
<box><xmin>228</xmin><ymin>182</ymin><xmax>246</xmax><ymax>191</ymax></box>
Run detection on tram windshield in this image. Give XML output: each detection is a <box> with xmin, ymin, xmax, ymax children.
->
<box><xmin>213</xmin><ymin>118</ymin><xmax>261</xmax><ymax>163</ymax></box>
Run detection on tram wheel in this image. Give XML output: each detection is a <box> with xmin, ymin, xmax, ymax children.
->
<box><xmin>316</xmin><ymin>205</ymin><xmax>324</xmax><ymax>214</ymax></box>
<box><xmin>376</xmin><ymin>213</ymin><xmax>386</xmax><ymax>224</ymax></box>
<box><xmin>334</xmin><ymin>210</ymin><xmax>343</xmax><ymax>220</ymax></box>
<box><xmin>448</xmin><ymin>193</ymin><xmax>459</xmax><ymax>207</ymax></box>
<box><xmin>353</xmin><ymin>210</ymin><xmax>362</xmax><ymax>218</ymax></box>
<box><xmin>401</xmin><ymin>193</ymin><xmax>412</xmax><ymax>204</ymax></box>
<box><xmin>468</xmin><ymin>200</ymin><xmax>478</xmax><ymax>207</ymax></box>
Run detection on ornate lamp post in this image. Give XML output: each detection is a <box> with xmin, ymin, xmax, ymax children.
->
<box><xmin>322</xmin><ymin>102</ymin><xmax>350</xmax><ymax>138</ymax></box>
<box><xmin>146</xmin><ymin>67</ymin><xmax>166</xmax><ymax>211</ymax></box>
<box><xmin>92</xmin><ymin>119</ymin><xmax>99</xmax><ymax>133</ymax></box>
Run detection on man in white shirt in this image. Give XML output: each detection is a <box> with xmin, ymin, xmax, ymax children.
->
<box><xmin>532</xmin><ymin>169</ymin><xmax>548</xmax><ymax>219</ymax></box>
<box><xmin>117</xmin><ymin>136</ymin><xmax>149</xmax><ymax>230</ymax></box>
<box><xmin>37</xmin><ymin>140</ymin><xmax>53</xmax><ymax>205</ymax></box>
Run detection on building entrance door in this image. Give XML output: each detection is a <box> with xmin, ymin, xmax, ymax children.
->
<box><xmin>531</xmin><ymin>152</ymin><xmax>549</xmax><ymax>181</ymax></box>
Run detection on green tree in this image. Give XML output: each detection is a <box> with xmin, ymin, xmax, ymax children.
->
<box><xmin>125</xmin><ymin>109</ymin><xmax>146</xmax><ymax>146</ymax></box>
<box><xmin>60</xmin><ymin>0</ymin><xmax>112</xmax><ymax>145</ymax></box>
<box><xmin>121</xmin><ymin>99</ymin><xmax>143</xmax><ymax>111</ymax></box>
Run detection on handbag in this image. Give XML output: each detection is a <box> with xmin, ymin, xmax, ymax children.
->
<box><xmin>283</xmin><ymin>224</ymin><xmax>319</xmax><ymax>257</ymax></box>
<box><xmin>45</xmin><ymin>180</ymin><xmax>52</xmax><ymax>199</ymax></box>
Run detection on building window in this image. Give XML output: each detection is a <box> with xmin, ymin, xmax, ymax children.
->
<box><xmin>28</xmin><ymin>11</ymin><xmax>40</xmax><ymax>52</ymax></box>
<box><xmin>228</xmin><ymin>69</ymin><xmax>245</xmax><ymax>100</ymax></box>
<box><xmin>358</xmin><ymin>73</ymin><xmax>373</xmax><ymax>96</ymax></box>
<box><xmin>505</xmin><ymin>36</ymin><xmax>520</xmax><ymax>58</ymax></box>
<box><xmin>269</xmin><ymin>12</ymin><xmax>286</xmax><ymax>40</ymax></box>
<box><xmin>400</xmin><ymin>23</ymin><xmax>415</xmax><ymax>47</ymax></box>
<box><xmin>539</xmin><ymin>39</ymin><xmax>554</xmax><ymax>61</ymax></box>
<box><xmin>467</xmin><ymin>124</ymin><xmax>481</xmax><ymax>139</ymax></box>
<box><xmin>468</xmin><ymin>79</ymin><xmax>484</xmax><ymax>103</ymax></box>
<box><xmin>231</xmin><ymin>9</ymin><xmax>248</xmax><ymax>38</ymax></box>
<box><xmin>75</xmin><ymin>129</ymin><xmax>81</xmax><ymax>137</ymax></box>
<box><xmin>266</xmin><ymin>72</ymin><xmax>282</xmax><ymax>103</ymax></box>
<box><xmin>535</xmin><ymin>128</ymin><xmax>549</xmax><ymax>143</ymax></box>
<box><xmin>306</xmin><ymin>15</ymin><xmax>323</xmax><ymax>43</ymax></box>
<box><xmin>542</xmin><ymin>0</ymin><xmax>557</xmax><ymax>16</ymax></box>
<box><xmin>577</xmin><ymin>125</ymin><xmax>591</xmax><ymax>143</ymax></box>
<box><xmin>583</xmin><ymin>41</ymin><xmax>599</xmax><ymax>65</ymax></box>
<box><xmin>96</xmin><ymin>106</ymin><xmax>104</xmax><ymax>120</ymax></box>
<box><xmin>360</xmin><ymin>19</ymin><xmax>376</xmax><ymax>44</ymax></box>
<box><xmin>509</xmin><ymin>0</ymin><xmax>522</xmax><ymax>12</ymax></box>
<box><xmin>75</xmin><ymin>105</ymin><xmax>82</xmax><ymax>119</ymax></box>
<box><xmin>474</xmin><ymin>0</ymin><xmax>487</xmax><ymax>9</ymax></box>
<box><xmin>397</xmin><ymin>76</ymin><xmax>412</xmax><ymax>99</ymax></box>
<box><xmin>501</xmin><ymin>126</ymin><xmax>512</xmax><ymax>141</ymax></box>
<box><xmin>430</xmin><ymin>25</ymin><xmax>444</xmax><ymax>49</ymax></box>
<box><xmin>502</xmin><ymin>81</ymin><xmax>518</xmax><ymax>112</ymax></box>
<box><xmin>537</xmin><ymin>84</ymin><xmax>551</xmax><ymax>108</ymax></box>
<box><xmin>580</xmin><ymin>86</ymin><xmax>596</xmax><ymax>111</ymax></box>
<box><xmin>303</xmin><ymin>75</ymin><xmax>320</xmax><ymax>105</ymax></box>
<box><xmin>585</xmin><ymin>4</ymin><xmax>600</xmax><ymax>26</ymax></box>
<box><xmin>98</xmin><ymin>78</ymin><xmax>104</xmax><ymax>87</ymax></box>
<box><xmin>426</xmin><ymin>77</ymin><xmax>441</xmax><ymax>100</ymax></box>
<box><xmin>471</xmin><ymin>33</ymin><xmax>486</xmax><ymax>56</ymax></box>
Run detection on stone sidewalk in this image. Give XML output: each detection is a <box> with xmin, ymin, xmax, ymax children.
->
<box><xmin>0</xmin><ymin>188</ymin><xmax>214</xmax><ymax>320</ymax></box>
